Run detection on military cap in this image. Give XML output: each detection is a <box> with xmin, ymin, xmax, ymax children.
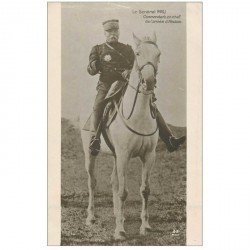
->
<box><xmin>102</xmin><ymin>19</ymin><xmax>119</xmax><ymax>31</ymax></box>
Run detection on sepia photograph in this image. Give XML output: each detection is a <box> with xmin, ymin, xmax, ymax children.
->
<box><xmin>4</xmin><ymin>1</ymin><xmax>250</xmax><ymax>250</ymax></box>
<box><xmin>48</xmin><ymin>2</ymin><xmax>202</xmax><ymax>246</ymax></box>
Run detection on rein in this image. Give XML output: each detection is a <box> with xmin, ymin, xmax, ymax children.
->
<box><xmin>122</xmin><ymin>66</ymin><xmax>155</xmax><ymax>120</ymax></box>
<box><xmin>123</xmin><ymin>80</ymin><xmax>140</xmax><ymax>120</ymax></box>
<box><xmin>113</xmin><ymin>40</ymin><xmax>159</xmax><ymax>136</ymax></box>
<box><xmin>128</xmin><ymin>83</ymin><xmax>154</xmax><ymax>95</ymax></box>
<box><xmin>114</xmin><ymin>101</ymin><xmax>158</xmax><ymax>137</ymax></box>
<box><xmin>122</xmin><ymin>49</ymin><xmax>157</xmax><ymax>120</ymax></box>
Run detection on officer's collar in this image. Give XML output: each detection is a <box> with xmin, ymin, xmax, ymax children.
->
<box><xmin>106</xmin><ymin>41</ymin><xmax>119</xmax><ymax>45</ymax></box>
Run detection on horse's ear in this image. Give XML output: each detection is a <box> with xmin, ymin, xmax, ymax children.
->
<box><xmin>151</xmin><ymin>31</ymin><xmax>157</xmax><ymax>43</ymax></box>
<box><xmin>133</xmin><ymin>33</ymin><xmax>141</xmax><ymax>46</ymax></box>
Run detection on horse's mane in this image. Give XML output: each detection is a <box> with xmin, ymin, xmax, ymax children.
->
<box><xmin>141</xmin><ymin>36</ymin><xmax>154</xmax><ymax>43</ymax></box>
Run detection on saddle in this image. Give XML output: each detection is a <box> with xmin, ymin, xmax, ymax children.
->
<box><xmin>102</xmin><ymin>82</ymin><xmax>126</xmax><ymax>128</ymax></box>
<box><xmin>82</xmin><ymin>81</ymin><xmax>127</xmax><ymax>153</ymax></box>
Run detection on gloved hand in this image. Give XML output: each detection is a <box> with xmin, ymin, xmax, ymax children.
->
<box><xmin>87</xmin><ymin>59</ymin><xmax>101</xmax><ymax>76</ymax></box>
<box><xmin>90</xmin><ymin>60</ymin><xmax>100</xmax><ymax>73</ymax></box>
<box><xmin>121</xmin><ymin>69</ymin><xmax>131</xmax><ymax>80</ymax></box>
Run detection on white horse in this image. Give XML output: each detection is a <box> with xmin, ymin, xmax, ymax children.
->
<box><xmin>81</xmin><ymin>32</ymin><xmax>161</xmax><ymax>240</ymax></box>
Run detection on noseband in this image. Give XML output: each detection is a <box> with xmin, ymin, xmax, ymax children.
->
<box><xmin>138</xmin><ymin>61</ymin><xmax>157</xmax><ymax>77</ymax></box>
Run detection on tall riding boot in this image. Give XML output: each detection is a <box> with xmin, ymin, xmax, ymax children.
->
<box><xmin>156</xmin><ymin>110</ymin><xmax>186</xmax><ymax>152</ymax></box>
<box><xmin>89</xmin><ymin>107</ymin><xmax>104</xmax><ymax>156</ymax></box>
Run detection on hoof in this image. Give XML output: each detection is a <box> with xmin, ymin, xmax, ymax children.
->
<box><xmin>140</xmin><ymin>226</ymin><xmax>152</xmax><ymax>236</ymax></box>
<box><xmin>114</xmin><ymin>231</ymin><xmax>126</xmax><ymax>241</ymax></box>
<box><xmin>86</xmin><ymin>216</ymin><xmax>96</xmax><ymax>226</ymax></box>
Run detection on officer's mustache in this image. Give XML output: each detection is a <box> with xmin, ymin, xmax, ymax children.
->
<box><xmin>109</xmin><ymin>35</ymin><xmax>118</xmax><ymax>39</ymax></box>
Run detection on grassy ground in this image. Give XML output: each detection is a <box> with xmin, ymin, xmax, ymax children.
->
<box><xmin>61</xmin><ymin>118</ymin><xmax>186</xmax><ymax>245</ymax></box>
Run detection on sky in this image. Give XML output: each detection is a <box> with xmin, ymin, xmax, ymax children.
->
<box><xmin>61</xmin><ymin>2</ymin><xmax>186</xmax><ymax>127</ymax></box>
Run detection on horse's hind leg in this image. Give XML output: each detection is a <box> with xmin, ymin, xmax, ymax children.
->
<box><xmin>140</xmin><ymin>152</ymin><xmax>155</xmax><ymax>235</ymax></box>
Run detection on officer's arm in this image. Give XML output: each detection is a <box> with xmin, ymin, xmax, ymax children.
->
<box><xmin>87</xmin><ymin>45</ymin><xmax>100</xmax><ymax>76</ymax></box>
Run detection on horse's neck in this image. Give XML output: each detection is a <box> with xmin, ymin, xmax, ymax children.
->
<box><xmin>122</xmin><ymin>66</ymin><xmax>152</xmax><ymax>120</ymax></box>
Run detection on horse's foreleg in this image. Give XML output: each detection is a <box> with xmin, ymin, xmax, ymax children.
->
<box><xmin>140</xmin><ymin>152</ymin><xmax>155</xmax><ymax>235</ymax></box>
<box><xmin>85</xmin><ymin>153</ymin><xmax>97</xmax><ymax>226</ymax></box>
<box><xmin>111</xmin><ymin>157</ymin><xmax>119</xmax><ymax>217</ymax></box>
<box><xmin>114</xmin><ymin>154</ymin><xmax>129</xmax><ymax>240</ymax></box>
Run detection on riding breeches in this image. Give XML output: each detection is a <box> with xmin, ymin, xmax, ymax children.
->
<box><xmin>91</xmin><ymin>87</ymin><xmax>109</xmax><ymax>133</ymax></box>
<box><xmin>91</xmin><ymin>80</ymin><xmax>126</xmax><ymax>133</ymax></box>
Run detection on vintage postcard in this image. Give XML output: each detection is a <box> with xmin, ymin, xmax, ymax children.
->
<box><xmin>48</xmin><ymin>2</ymin><xmax>202</xmax><ymax>246</ymax></box>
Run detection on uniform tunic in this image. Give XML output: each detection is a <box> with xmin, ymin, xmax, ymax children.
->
<box><xmin>87</xmin><ymin>42</ymin><xmax>134</xmax><ymax>93</ymax></box>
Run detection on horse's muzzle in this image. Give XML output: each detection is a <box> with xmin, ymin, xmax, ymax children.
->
<box><xmin>143</xmin><ymin>78</ymin><xmax>156</xmax><ymax>91</ymax></box>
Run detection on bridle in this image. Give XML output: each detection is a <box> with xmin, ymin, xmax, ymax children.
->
<box><xmin>134</xmin><ymin>40</ymin><xmax>159</xmax><ymax>93</ymax></box>
<box><xmin>138</xmin><ymin>61</ymin><xmax>157</xmax><ymax>78</ymax></box>
<box><xmin>125</xmin><ymin>40</ymin><xmax>159</xmax><ymax>117</ymax></box>
<box><xmin>113</xmin><ymin>40</ymin><xmax>159</xmax><ymax>136</ymax></box>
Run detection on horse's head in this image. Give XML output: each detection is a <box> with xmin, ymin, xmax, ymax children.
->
<box><xmin>133</xmin><ymin>32</ymin><xmax>161</xmax><ymax>91</ymax></box>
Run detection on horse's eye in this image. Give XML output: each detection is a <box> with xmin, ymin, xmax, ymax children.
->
<box><xmin>135</xmin><ymin>51</ymin><xmax>140</xmax><ymax>56</ymax></box>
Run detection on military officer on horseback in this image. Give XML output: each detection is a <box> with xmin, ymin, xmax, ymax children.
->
<box><xmin>87</xmin><ymin>19</ymin><xmax>186</xmax><ymax>155</ymax></box>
